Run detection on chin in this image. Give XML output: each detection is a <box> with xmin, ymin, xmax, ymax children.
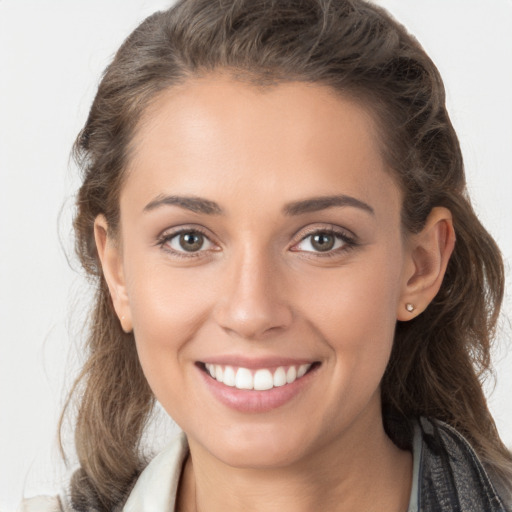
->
<box><xmin>196</xmin><ymin>421</ymin><xmax>318</xmax><ymax>469</ymax></box>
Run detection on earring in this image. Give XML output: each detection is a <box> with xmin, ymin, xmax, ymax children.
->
<box><xmin>120</xmin><ymin>315</ymin><xmax>132</xmax><ymax>333</ymax></box>
<box><xmin>405</xmin><ymin>303</ymin><xmax>415</xmax><ymax>312</ymax></box>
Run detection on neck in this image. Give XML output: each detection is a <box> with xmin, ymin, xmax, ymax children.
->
<box><xmin>177</xmin><ymin>408</ymin><xmax>412</xmax><ymax>512</ymax></box>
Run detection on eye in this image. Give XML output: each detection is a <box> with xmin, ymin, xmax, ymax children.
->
<box><xmin>162</xmin><ymin>229</ymin><xmax>215</xmax><ymax>254</ymax></box>
<box><xmin>292</xmin><ymin>229</ymin><xmax>354</xmax><ymax>254</ymax></box>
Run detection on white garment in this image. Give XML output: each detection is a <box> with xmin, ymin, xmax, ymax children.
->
<box><xmin>18</xmin><ymin>496</ymin><xmax>62</xmax><ymax>512</ymax></box>
<box><xmin>123</xmin><ymin>433</ymin><xmax>189</xmax><ymax>512</ymax></box>
<box><xmin>17</xmin><ymin>435</ymin><xmax>188</xmax><ymax>512</ymax></box>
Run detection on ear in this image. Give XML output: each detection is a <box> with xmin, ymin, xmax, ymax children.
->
<box><xmin>94</xmin><ymin>215</ymin><xmax>133</xmax><ymax>333</ymax></box>
<box><xmin>397</xmin><ymin>207</ymin><xmax>456</xmax><ymax>321</ymax></box>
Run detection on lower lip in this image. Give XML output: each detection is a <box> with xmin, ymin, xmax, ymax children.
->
<box><xmin>198</xmin><ymin>365</ymin><xmax>319</xmax><ymax>413</ymax></box>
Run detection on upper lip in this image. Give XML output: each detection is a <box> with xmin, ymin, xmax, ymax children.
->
<box><xmin>199</xmin><ymin>355</ymin><xmax>319</xmax><ymax>369</ymax></box>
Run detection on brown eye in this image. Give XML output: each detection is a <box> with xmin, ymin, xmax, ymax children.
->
<box><xmin>292</xmin><ymin>229</ymin><xmax>352</xmax><ymax>254</ymax></box>
<box><xmin>311</xmin><ymin>233</ymin><xmax>335</xmax><ymax>252</ymax></box>
<box><xmin>179</xmin><ymin>232</ymin><xmax>205</xmax><ymax>252</ymax></box>
<box><xmin>162</xmin><ymin>228</ymin><xmax>216</xmax><ymax>256</ymax></box>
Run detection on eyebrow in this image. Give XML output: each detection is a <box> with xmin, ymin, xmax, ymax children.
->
<box><xmin>143</xmin><ymin>195</ymin><xmax>223</xmax><ymax>215</ymax></box>
<box><xmin>143</xmin><ymin>193</ymin><xmax>374</xmax><ymax>217</ymax></box>
<box><xmin>283</xmin><ymin>195</ymin><xmax>375</xmax><ymax>216</ymax></box>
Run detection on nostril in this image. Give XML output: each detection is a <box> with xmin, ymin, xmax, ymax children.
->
<box><xmin>212</xmin><ymin>273</ymin><xmax>293</xmax><ymax>339</ymax></box>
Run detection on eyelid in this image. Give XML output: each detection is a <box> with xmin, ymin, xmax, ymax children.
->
<box><xmin>293</xmin><ymin>223</ymin><xmax>357</xmax><ymax>241</ymax></box>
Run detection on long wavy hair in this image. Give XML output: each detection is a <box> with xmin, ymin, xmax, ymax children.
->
<box><xmin>63</xmin><ymin>0</ymin><xmax>511</xmax><ymax>509</ymax></box>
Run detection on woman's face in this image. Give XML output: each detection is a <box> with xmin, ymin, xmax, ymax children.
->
<box><xmin>107</xmin><ymin>76</ymin><xmax>413</xmax><ymax>468</ymax></box>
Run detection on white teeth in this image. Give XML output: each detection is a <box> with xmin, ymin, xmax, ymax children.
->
<box><xmin>253</xmin><ymin>369</ymin><xmax>274</xmax><ymax>391</ymax></box>
<box><xmin>286</xmin><ymin>366</ymin><xmax>297</xmax><ymax>384</ymax></box>
<box><xmin>205</xmin><ymin>363</ymin><xmax>314</xmax><ymax>390</ymax></box>
<box><xmin>297</xmin><ymin>364</ymin><xmax>309</xmax><ymax>378</ymax></box>
<box><xmin>273</xmin><ymin>366</ymin><xmax>287</xmax><ymax>387</ymax></box>
<box><xmin>235</xmin><ymin>368</ymin><xmax>253</xmax><ymax>389</ymax></box>
<box><xmin>223</xmin><ymin>366</ymin><xmax>236</xmax><ymax>387</ymax></box>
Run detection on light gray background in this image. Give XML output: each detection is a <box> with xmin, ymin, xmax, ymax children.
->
<box><xmin>1</xmin><ymin>1</ymin><xmax>511</xmax><ymax>509</ymax></box>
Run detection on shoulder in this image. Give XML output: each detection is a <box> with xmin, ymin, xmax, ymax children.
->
<box><xmin>17</xmin><ymin>496</ymin><xmax>64</xmax><ymax>512</ymax></box>
<box><xmin>418</xmin><ymin>417</ymin><xmax>511</xmax><ymax>512</ymax></box>
<box><xmin>17</xmin><ymin>433</ymin><xmax>189</xmax><ymax>512</ymax></box>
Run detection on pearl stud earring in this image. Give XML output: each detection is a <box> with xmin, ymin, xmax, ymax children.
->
<box><xmin>405</xmin><ymin>303</ymin><xmax>415</xmax><ymax>312</ymax></box>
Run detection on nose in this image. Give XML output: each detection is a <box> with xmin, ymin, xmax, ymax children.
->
<box><xmin>213</xmin><ymin>248</ymin><xmax>293</xmax><ymax>340</ymax></box>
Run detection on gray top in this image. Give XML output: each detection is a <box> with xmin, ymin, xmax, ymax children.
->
<box><xmin>407</xmin><ymin>422</ymin><xmax>422</xmax><ymax>512</ymax></box>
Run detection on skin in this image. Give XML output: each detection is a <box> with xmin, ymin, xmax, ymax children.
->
<box><xmin>96</xmin><ymin>76</ymin><xmax>455</xmax><ymax>512</ymax></box>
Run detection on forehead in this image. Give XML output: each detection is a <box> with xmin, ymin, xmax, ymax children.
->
<box><xmin>124</xmin><ymin>75</ymin><xmax>401</xmax><ymax>219</ymax></box>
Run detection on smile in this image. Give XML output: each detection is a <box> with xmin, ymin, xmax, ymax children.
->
<box><xmin>204</xmin><ymin>363</ymin><xmax>313</xmax><ymax>391</ymax></box>
<box><xmin>198</xmin><ymin>360</ymin><xmax>321</xmax><ymax>412</ymax></box>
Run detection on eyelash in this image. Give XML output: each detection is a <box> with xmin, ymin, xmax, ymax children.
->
<box><xmin>291</xmin><ymin>227</ymin><xmax>358</xmax><ymax>258</ymax></box>
<box><xmin>157</xmin><ymin>227</ymin><xmax>215</xmax><ymax>259</ymax></box>
<box><xmin>156</xmin><ymin>226</ymin><xmax>358</xmax><ymax>259</ymax></box>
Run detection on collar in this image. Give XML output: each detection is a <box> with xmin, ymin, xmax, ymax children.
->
<box><xmin>123</xmin><ymin>433</ymin><xmax>188</xmax><ymax>512</ymax></box>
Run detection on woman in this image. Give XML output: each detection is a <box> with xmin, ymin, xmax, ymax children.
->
<box><xmin>19</xmin><ymin>0</ymin><xmax>512</xmax><ymax>510</ymax></box>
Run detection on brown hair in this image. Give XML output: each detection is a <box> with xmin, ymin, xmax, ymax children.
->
<box><xmin>64</xmin><ymin>0</ymin><xmax>511</xmax><ymax>509</ymax></box>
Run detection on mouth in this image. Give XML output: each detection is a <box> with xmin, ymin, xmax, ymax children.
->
<box><xmin>198</xmin><ymin>361</ymin><xmax>321</xmax><ymax>391</ymax></box>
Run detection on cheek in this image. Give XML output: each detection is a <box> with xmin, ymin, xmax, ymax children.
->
<box><xmin>295</xmin><ymin>249</ymin><xmax>403</xmax><ymax>386</ymax></box>
<box><xmin>297</xmin><ymin>249</ymin><xmax>402</xmax><ymax>336</ymax></box>
<box><xmin>124</xmin><ymin>260</ymin><xmax>216</xmax><ymax>398</ymax></box>
<box><xmin>127</xmin><ymin>259</ymin><xmax>214</xmax><ymax>336</ymax></box>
